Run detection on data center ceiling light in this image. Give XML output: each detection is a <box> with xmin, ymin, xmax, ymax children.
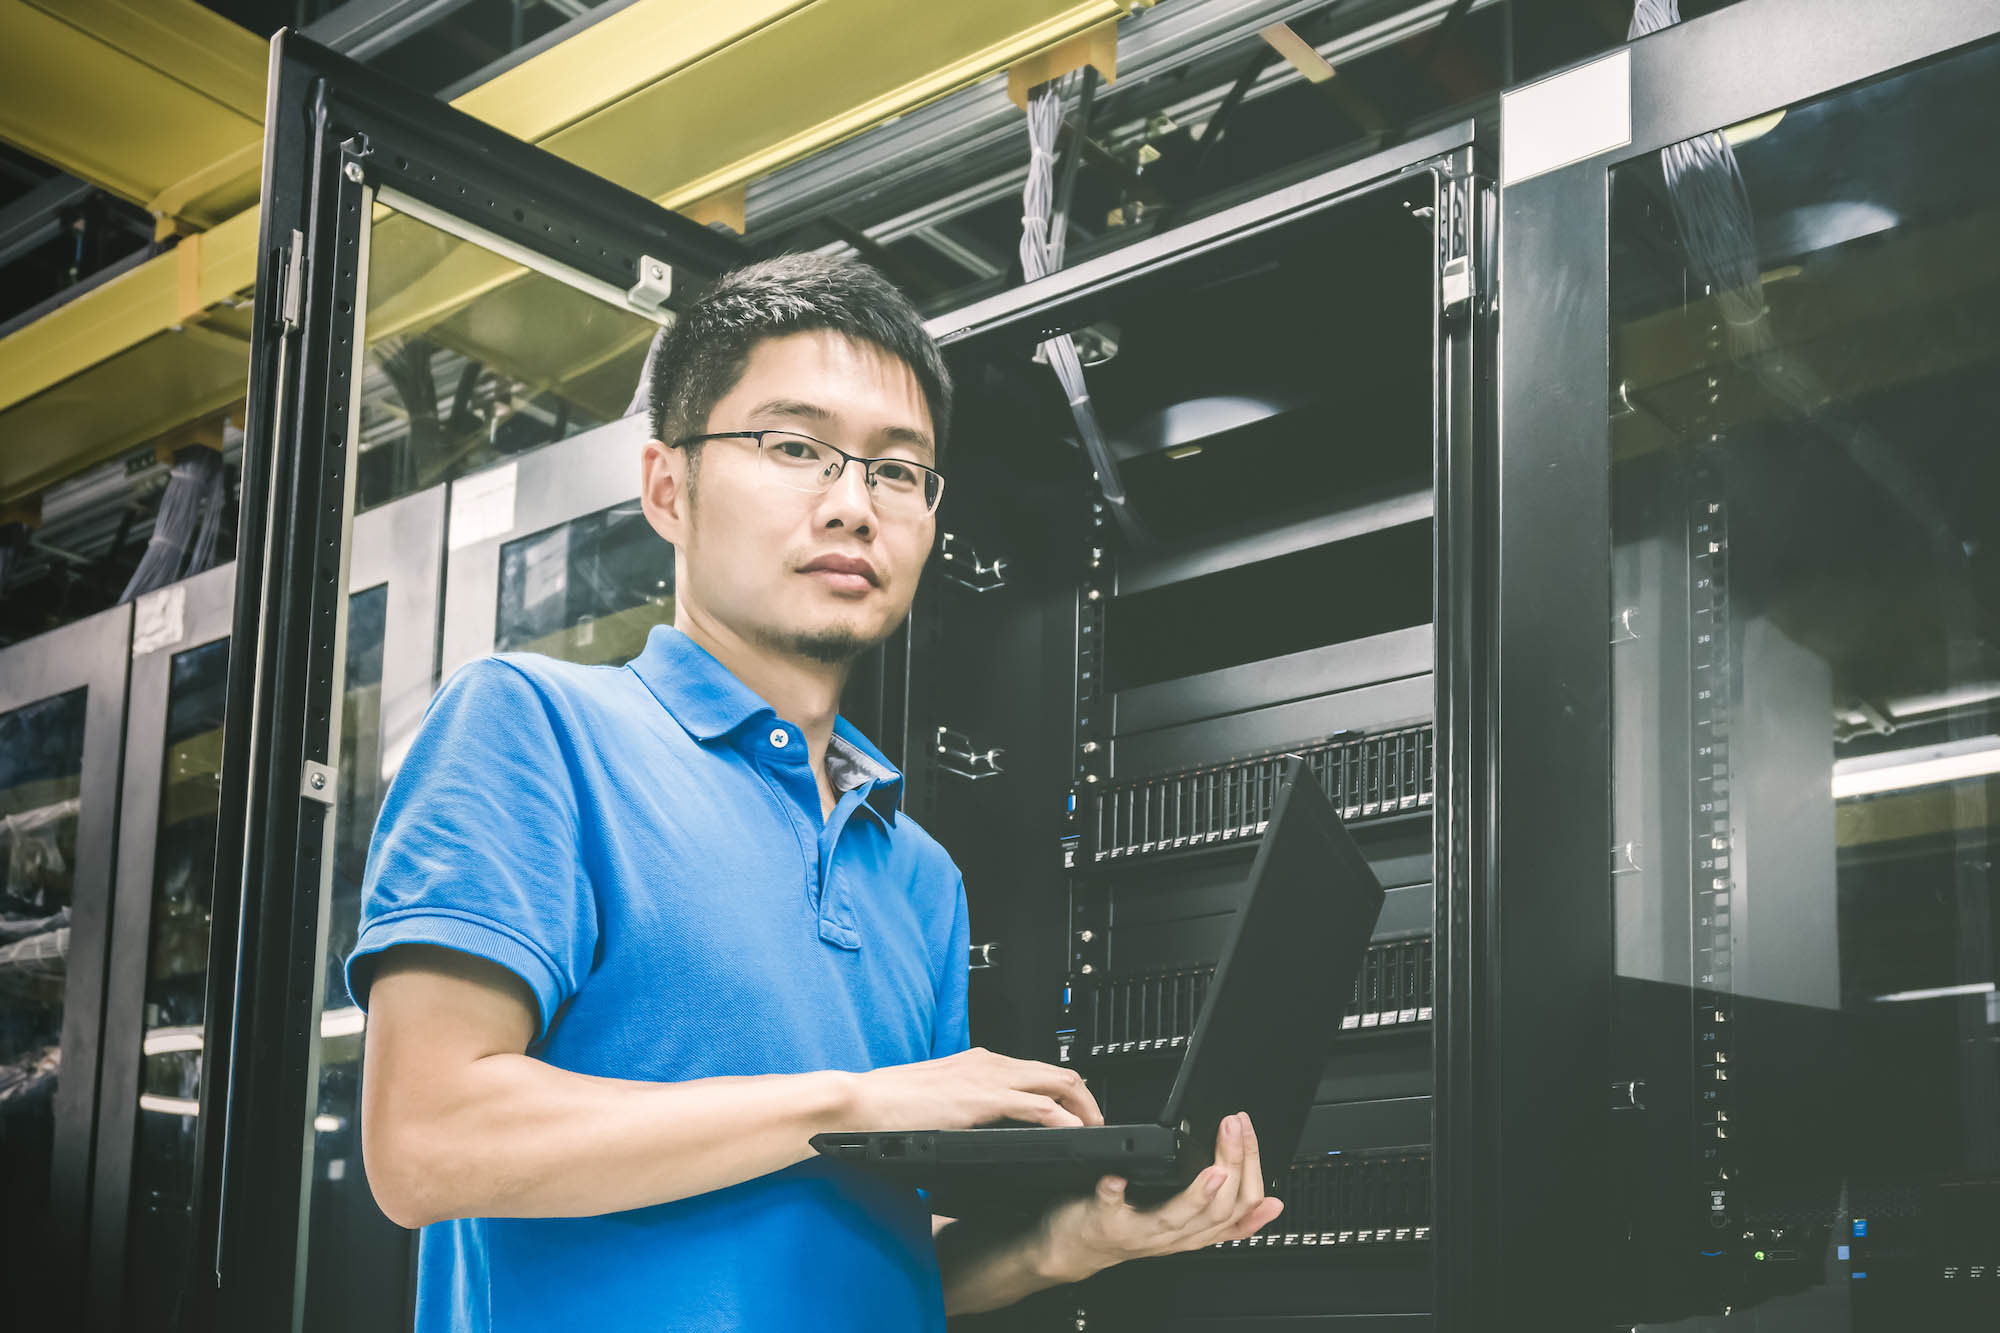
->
<box><xmin>1830</xmin><ymin>734</ymin><xmax>2000</xmax><ymax>799</ymax></box>
<box><xmin>1871</xmin><ymin>981</ymin><xmax>1995</xmax><ymax>1004</ymax></box>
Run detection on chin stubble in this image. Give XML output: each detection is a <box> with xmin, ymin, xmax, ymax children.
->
<box><xmin>765</xmin><ymin>624</ymin><xmax>871</xmax><ymax>666</ymax></box>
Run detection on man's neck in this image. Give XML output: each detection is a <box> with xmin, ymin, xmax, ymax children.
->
<box><xmin>675</xmin><ymin>607</ymin><xmax>849</xmax><ymax>772</ymax></box>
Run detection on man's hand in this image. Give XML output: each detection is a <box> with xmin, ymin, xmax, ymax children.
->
<box><xmin>844</xmin><ymin>1047</ymin><xmax>1104</xmax><ymax>1132</ymax></box>
<box><xmin>1034</xmin><ymin>1112</ymin><xmax>1283</xmax><ymax>1281</ymax></box>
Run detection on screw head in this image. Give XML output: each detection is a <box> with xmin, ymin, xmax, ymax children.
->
<box><xmin>343</xmin><ymin>162</ymin><xmax>363</xmax><ymax>183</ymax></box>
<box><xmin>310</xmin><ymin>771</ymin><xmax>327</xmax><ymax>790</ymax></box>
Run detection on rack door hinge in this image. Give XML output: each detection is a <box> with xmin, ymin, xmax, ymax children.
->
<box><xmin>278</xmin><ymin>229</ymin><xmax>306</xmax><ymax>335</ymax></box>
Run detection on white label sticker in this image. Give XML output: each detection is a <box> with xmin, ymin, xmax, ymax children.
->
<box><xmin>521</xmin><ymin>526</ymin><xmax>569</xmax><ymax>610</ymax></box>
<box><xmin>1502</xmin><ymin>48</ymin><xmax>1632</xmax><ymax>186</ymax></box>
<box><xmin>448</xmin><ymin>462</ymin><xmax>518</xmax><ymax>551</ymax></box>
<box><xmin>132</xmin><ymin>584</ymin><xmax>186</xmax><ymax>657</ymax></box>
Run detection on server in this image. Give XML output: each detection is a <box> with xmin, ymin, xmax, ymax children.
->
<box><xmin>897</xmin><ymin>123</ymin><xmax>1488</xmax><ymax>1329</ymax></box>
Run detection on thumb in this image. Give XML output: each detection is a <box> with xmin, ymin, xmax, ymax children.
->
<box><xmin>1097</xmin><ymin>1176</ymin><xmax>1127</xmax><ymax>1204</ymax></box>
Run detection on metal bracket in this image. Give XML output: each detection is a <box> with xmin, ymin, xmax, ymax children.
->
<box><xmin>933</xmin><ymin>726</ymin><xmax>1004</xmax><ymax>781</ymax></box>
<box><xmin>1440</xmin><ymin>254</ymin><xmax>1472</xmax><ymax>319</ymax></box>
<box><xmin>1611</xmin><ymin>841</ymin><xmax>1643</xmax><ymax>876</ymax></box>
<box><xmin>969</xmin><ymin>942</ymin><xmax>1001</xmax><ymax>970</ymax></box>
<box><xmin>301</xmin><ymin>760</ymin><xmax>338</xmax><ymax>806</ymax></box>
<box><xmin>938</xmin><ymin>532</ymin><xmax>1009</xmax><ymax>592</ymax></box>
<box><xmin>627</xmin><ymin>255</ymin><xmax>673</xmax><ymax>312</ymax></box>
<box><xmin>1611</xmin><ymin>606</ymin><xmax>1641</xmax><ymax>644</ymax></box>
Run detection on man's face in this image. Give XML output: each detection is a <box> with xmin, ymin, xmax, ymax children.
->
<box><xmin>642</xmin><ymin>329</ymin><xmax>938</xmax><ymax>665</ymax></box>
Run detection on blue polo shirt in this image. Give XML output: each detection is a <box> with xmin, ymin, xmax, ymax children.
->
<box><xmin>346</xmin><ymin>624</ymin><xmax>971</xmax><ymax>1332</ymax></box>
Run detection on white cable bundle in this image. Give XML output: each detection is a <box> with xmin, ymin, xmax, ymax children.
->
<box><xmin>119</xmin><ymin>444</ymin><xmax>227</xmax><ymax>603</ymax></box>
<box><xmin>1021</xmin><ymin>77</ymin><xmax>1129</xmax><ymax>507</ymax></box>
<box><xmin>1629</xmin><ymin>0</ymin><xmax>1771</xmax><ymax>360</ymax></box>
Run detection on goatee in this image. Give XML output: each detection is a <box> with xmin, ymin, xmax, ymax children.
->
<box><xmin>775</xmin><ymin>626</ymin><xmax>870</xmax><ymax>666</ymax></box>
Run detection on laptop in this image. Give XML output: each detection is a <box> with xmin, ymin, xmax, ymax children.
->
<box><xmin>810</xmin><ymin>756</ymin><xmax>1387</xmax><ymax>1218</ymax></box>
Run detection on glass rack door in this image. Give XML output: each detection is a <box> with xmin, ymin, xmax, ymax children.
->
<box><xmin>0</xmin><ymin>605</ymin><xmax>131</xmax><ymax>1329</ymax></box>
<box><xmin>299</xmin><ymin>483</ymin><xmax>445</xmax><ymax>1333</ymax></box>
<box><xmin>1605</xmin><ymin>34</ymin><xmax>2000</xmax><ymax>1329</ymax></box>
<box><xmin>215</xmin><ymin>30</ymin><xmax>742</xmax><ymax>1329</ymax></box>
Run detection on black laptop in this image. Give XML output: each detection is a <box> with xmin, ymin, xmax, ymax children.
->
<box><xmin>810</xmin><ymin>757</ymin><xmax>1386</xmax><ymax>1217</ymax></box>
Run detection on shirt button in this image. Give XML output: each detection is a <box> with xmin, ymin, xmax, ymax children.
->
<box><xmin>769</xmin><ymin>727</ymin><xmax>790</xmax><ymax>749</ymax></box>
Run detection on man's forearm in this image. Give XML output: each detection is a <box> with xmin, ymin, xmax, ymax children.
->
<box><xmin>366</xmin><ymin>1054</ymin><xmax>854</xmax><ymax>1227</ymax></box>
<box><xmin>935</xmin><ymin>1215</ymin><xmax>1093</xmax><ymax>1317</ymax></box>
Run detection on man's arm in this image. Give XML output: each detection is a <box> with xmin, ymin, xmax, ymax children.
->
<box><xmin>361</xmin><ymin>944</ymin><xmax>1101</xmax><ymax>1229</ymax></box>
<box><xmin>361</xmin><ymin>945</ymin><xmax>850</xmax><ymax>1226</ymax></box>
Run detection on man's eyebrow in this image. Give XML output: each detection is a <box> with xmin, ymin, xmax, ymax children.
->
<box><xmin>745</xmin><ymin>397</ymin><xmax>834</xmax><ymax>427</ymax></box>
<box><xmin>747</xmin><ymin>397</ymin><xmax>934</xmax><ymax>459</ymax></box>
<box><xmin>880</xmin><ymin>424</ymin><xmax>936</xmax><ymax>460</ymax></box>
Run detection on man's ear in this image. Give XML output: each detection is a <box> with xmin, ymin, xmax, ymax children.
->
<box><xmin>639</xmin><ymin>439</ymin><xmax>689</xmax><ymax>546</ymax></box>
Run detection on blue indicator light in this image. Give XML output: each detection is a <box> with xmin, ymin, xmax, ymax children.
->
<box><xmin>1838</xmin><ymin>1245</ymin><xmax>1850</xmax><ymax>1261</ymax></box>
<box><xmin>1852</xmin><ymin>1272</ymin><xmax>1868</xmax><ymax>1280</ymax></box>
<box><xmin>1853</xmin><ymin>1220</ymin><xmax>1868</xmax><ymax>1237</ymax></box>
<box><xmin>1325</xmin><ymin>1150</ymin><xmax>1342</xmax><ymax>1156</ymax></box>
<box><xmin>1063</xmin><ymin>986</ymin><xmax>1073</xmax><ymax>1006</ymax></box>
<box><xmin>1067</xmin><ymin>793</ymin><xmax>1077</xmax><ymax>813</ymax></box>
<box><xmin>1700</xmin><ymin>1251</ymin><xmax>1724</xmax><ymax>1258</ymax></box>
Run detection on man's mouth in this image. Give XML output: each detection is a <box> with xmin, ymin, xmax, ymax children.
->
<box><xmin>799</xmin><ymin>555</ymin><xmax>879</xmax><ymax>592</ymax></box>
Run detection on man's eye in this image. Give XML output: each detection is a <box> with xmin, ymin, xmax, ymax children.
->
<box><xmin>774</xmin><ymin>436</ymin><xmax>822</xmax><ymax>460</ymax></box>
<box><xmin>873</xmin><ymin>462</ymin><xmax>918</xmax><ymax>485</ymax></box>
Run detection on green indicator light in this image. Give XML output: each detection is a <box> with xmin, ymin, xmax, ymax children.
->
<box><xmin>1754</xmin><ymin>1251</ymin><xmax>1766</xmax><ymax>1261</ymax></box>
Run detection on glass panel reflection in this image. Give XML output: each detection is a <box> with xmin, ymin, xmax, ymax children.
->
<box><xmin>127</xmin><ymin>636</ymin><xmax>229</xmax><ymax>1329</ymax></box>
<box><xmin>0</xmin><ymin>687</ymin><xmax>88</xmax><ymax>1305</ymax></box>
<box><xmin>496</xmin><ymin>501</ymin><xmax>674</xmax><ymax>667</ymax></box>
<box><xmin>1608</xmin><ymin>38</ymin><xmax>2000</xmax><ymax>1330</ymax></box>
<box><xmin>355</xmin><ymin>206</ymin><xmax>664</xmax><ymax>513</ymax></box>
<box><xmin>301</xmin><ymin>583</ymin><xmax>408</xmax><ymax>1333</ymax></box>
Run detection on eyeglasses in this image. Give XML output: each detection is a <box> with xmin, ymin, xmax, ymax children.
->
<box><xmin>672</xmin><ymin>429</ymin><xmax>945</xmax><ymax>515</ymax></box>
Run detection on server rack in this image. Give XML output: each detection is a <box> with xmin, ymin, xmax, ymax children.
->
<box><xmin>90</xmin><ymin>561</ymin><xmax>237</xmax><ymax>1332</ymax></box>
<box><xmin>77</xmin><ymin>485</ymin><xmax>447</xmax><ymax>1333</ymax></box>
<box><xmin>911</xmin><ymin>120</ymin><xmax>1490</xmax><ymax>1330</ymax></box>
<box><xmin>0</xmin><ymin>602</ymin><xmax>132</xmax><ymax>1328</ymax></box>
<box><xmin>435</xmin><ymin>414</ymin><xmax>662</xmax><ymax>680</ymax></box>
<box><xmin>1490</xmin><ymin>2</ymin><xmax>2000</xmax><ymax>1329</ymax></box>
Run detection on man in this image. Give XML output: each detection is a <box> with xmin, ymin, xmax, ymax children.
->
<box><xmin>348</xmin><ymin>254</ymin><xmax>1281</xmax><ymax>1331</ymax></box>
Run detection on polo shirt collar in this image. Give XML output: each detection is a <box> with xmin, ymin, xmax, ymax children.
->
<box><xmin>628</xmin><ymin>625</ymin><xmax>903</xmax><ymax>824</ymax></box>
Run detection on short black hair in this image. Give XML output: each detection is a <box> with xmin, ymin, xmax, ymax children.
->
<box><xmin>644</xmin><ymin>253</ymin><xmax>952</xmax><ymax>459</ymax></box>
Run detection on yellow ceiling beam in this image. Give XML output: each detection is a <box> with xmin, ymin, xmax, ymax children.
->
<box><xmin>0</xmin><ymin>0</ymin><xmax>268</xmax><ymax>225</ymax></box>
<box><xmin>0</xmin><ymin>0</ymin><xmax>1139</xmax><ymax>502</ymax></box>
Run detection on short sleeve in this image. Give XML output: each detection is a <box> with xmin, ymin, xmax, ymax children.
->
<box><xmin>930</xmin><ymin>872</ymin><xmax>971</xmax><ymax>1059</ymax></box>
<box><xmin>345</xmin><ymin>657</ymin><xmax>596</xmax><ymax>1042</ymax></box>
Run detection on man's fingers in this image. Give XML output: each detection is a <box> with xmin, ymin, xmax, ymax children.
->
<box><xmin>1199</xmin><ymin>1115</ymin><xmax>1249</xmax><ymax>1226</ymax></box>
<box><xmin>1145</xmin><ymin>1164</ymin><xmax>1229</xmax><ymax>1230</ymax></box>
<box><xmin>1007</xmin><ymin>1058</ymin><xmax>1104</xmax><ymax>1126</ymax></box>
<box><xmin>1234</xmin><ymin>1114</ymin><xmax>1268</xmax><ymax>1216</ymax></box>
<box><xmin>1008</xmin><ymin>1093</ymin><xmax>1083</xmax><ymax>1128</ymax></box>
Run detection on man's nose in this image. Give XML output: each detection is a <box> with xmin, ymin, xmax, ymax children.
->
<box><xmin>815</xmin><ymin>459</ymin><xmax>877</xmax><ymax>530</ymax></box>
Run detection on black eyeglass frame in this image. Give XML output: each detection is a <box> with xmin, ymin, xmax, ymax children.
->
<box><xmin>671</xmin><ymin>429</ymin><xmax>946</xmax><ymax>513</ymax></box>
